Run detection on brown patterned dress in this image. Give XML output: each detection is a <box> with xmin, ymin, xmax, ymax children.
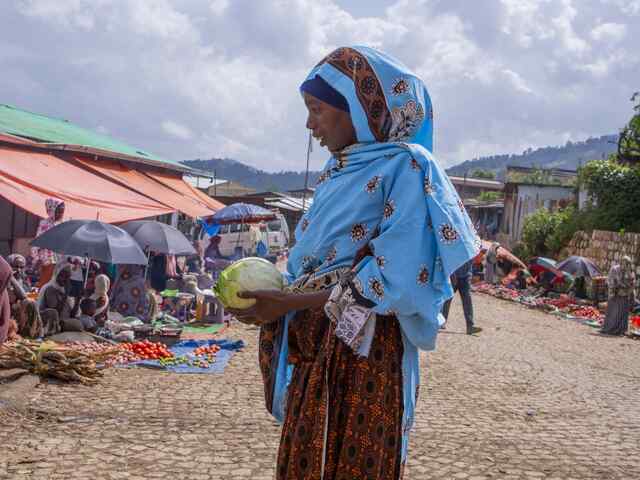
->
<box><xmin>260</xmin><ymin>307</ymin><xmax>405</xmax><ymax>479</ymax></box>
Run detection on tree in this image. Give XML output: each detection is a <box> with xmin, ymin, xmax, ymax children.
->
<box><xmin>618</xmin><ymin>92</ymin><xmax>640</xmax><ymax>165</ymax></box>
<box><xmin>470</xmin><ymin>169</ymin><xmax>496</xmax><ymax>179</ymax></box>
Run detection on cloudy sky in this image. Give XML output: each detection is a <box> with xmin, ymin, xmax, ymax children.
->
<box><xmin>1</xmin><ymin>0</ymin><xmax>639</xmax><ymax>172</ymax></box>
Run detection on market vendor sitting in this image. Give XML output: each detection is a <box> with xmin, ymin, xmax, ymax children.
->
<box><xmin>6</xmin><ymin>254</ymin><xmax>43</xmax><ymax>338</ymax></box>
<box><xmin>37</xmin><ymin>263</ymin><xmax>78</xmax><ymax>335</ymax></box>
<box><xmin>77</xmin><ymin>297</ymin><xmax>98</xmax><ymax>333</ymax></box>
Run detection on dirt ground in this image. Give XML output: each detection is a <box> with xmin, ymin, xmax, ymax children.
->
<box><xmin>1</xmin><ymin>292</ymin><xmax>639</xmax><ymax>479</ymax></box>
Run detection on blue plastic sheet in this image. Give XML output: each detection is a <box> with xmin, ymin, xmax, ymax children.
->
<box><xmin>129</xmin><ymin>339</ymin><xmax>244</xmax><ymax>374</ymax></box>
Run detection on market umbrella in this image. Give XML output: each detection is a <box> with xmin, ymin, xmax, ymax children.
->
<box><xmin>528</xmin><ymin>256</ymin><xmax>574</xmax><ymax>284</ymax></box>
<box><xmin>556</xmin><ymin>255</ymin><xmax>601</xmax><ymax>278</ymax></box>
<box><xmin>31</xmin><ymin>220</ymin><xmax>148</xmax><ymax>265</ymax></box>
<box><xmin>209</xmin><ymin>203</ymin><xmax>276</xmax><ymax>225</ymax></box>
<box><xmin>529</xmin><ymin>257</ymin><xmax>558</xmax><ymax>271</ymax></box>
<box><xmin>120</xmin><ymin>220</ymin><xmax>196</xmax><ymax>256</ymax></box>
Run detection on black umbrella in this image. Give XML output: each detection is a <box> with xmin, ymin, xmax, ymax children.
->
<box><xmin>556</xmin><ymin>256</ymin><xmax>601</xmax><ymax>278</ymax></box>
<box><xmin>120</xmin><ymin>220</ymin><xmax>196</xmax><ymax>256</ymax></box>
<box><xmin>31</xmin><ymin>220</ymin><xmax>148</xmax><ymax>265</ymax></box>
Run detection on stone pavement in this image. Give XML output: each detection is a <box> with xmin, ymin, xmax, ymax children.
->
<box><xmin>1</xmin><ymin>293</ymin><xmax>639</xmax><ymax>479</ymax></box>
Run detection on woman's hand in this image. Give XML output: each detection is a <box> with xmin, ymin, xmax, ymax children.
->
<box><xmin>226</xmin><ymin>289</ymin><xmax>332</xmax><ymax>326</ymax></box>
<box><xmin>226</xmin><ymin>290</ymin><xmax>296</xmax><ymax>326</ymax></box>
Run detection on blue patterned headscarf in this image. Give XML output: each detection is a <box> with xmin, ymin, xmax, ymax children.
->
<box><xmin>288</xmin><ymin>46</ymin><xmax>478</xmax><ymax>350</ymax></box>
<box><xmin>271</xmin><ymin>46</ymin><xmax>480</xmax><ymax>458</ymax></box>
<box><xmin>302</xmin><ymin>46</ymin><xmax>433</xmax><ymax>149</ymax></box>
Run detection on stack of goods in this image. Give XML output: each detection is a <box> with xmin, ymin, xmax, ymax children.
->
<box><xmin>474</xmin><ymin>283</ymin><xmax>520</xmax><ymax>301</ymax></box>
<box><xmin>120</xmin><ymin>340</ymin><xmax>173</xmax><ymax>360</ymax></box>
<box><xmin>0</xmin><ymin>340</ymin><xmax>121</xmax><ymax>384</ymax></box>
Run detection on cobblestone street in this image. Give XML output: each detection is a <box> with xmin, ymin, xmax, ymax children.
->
<box><xmin>1</xmin><ymin>293</ymin><xmax>639</xmax><ymax>480</ymax></box>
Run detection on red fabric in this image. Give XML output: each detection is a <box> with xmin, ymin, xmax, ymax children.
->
<box><xmin>75</xmin><ymin>157</ymin><xmax>214</xmax><ymax>218</ymax></box>
<box><xmin>0</xmin><ymin>147</ymin><xmax>174</xmax><ymax>222</ymax></box>
<box><xmin>144</xmin><ymin>170</ymin><xmax>225</xmax><ymax>212</ymax></box>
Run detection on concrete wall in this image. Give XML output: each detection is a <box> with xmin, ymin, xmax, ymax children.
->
<box><xmin>566</xmin><ymin>230</ymin><xmax>640</xmax><ymax>273</ymax></box>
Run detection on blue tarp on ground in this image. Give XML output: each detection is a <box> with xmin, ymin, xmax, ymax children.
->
<box><xmin>129</xmin><ymin>339</ymin><xmax>244</xmax><ymax>374</ymax></box>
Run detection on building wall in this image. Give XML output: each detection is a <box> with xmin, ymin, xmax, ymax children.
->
<box><xmin>566</xmin><ymin>230</ymin><xmax>640</xmax><ymax>274</ymax></box>
<box><xmin>453</xmin><ymin>184</ymin><xmax>486</xmax><ymax>200</ymax></box>
<box><xmin>501</xmin><ymin>184</ymin><xmax>576</xmax><ymax>246</ymax></box>
<box><xmin>207</xmin><ymin>181</ymin><xmax>255</xmax><ymax>197</ymax></box>
<box><xmin>0</xmin><ymin>197</ymin><xmax>40</xmax><ymax>257</ymax></box>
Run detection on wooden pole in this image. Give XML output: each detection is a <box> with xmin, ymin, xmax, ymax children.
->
<box><xmin>302</xmin><ymin>132</ymin><xmax>312</xmax><ymax>212</ymax></box>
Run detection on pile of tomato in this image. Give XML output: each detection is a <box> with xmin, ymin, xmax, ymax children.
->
<box><xmin>121</xmin><ymin>340</ymin><xmax>174</xmax><ymax>360</ymax></box>
<box><xmin>194</xmin><ymin>344</ymin><xmax>221</xmax><ymax>356</ymax></box>
<box><xmin>568</xmin><ymin>306</ymin><xmax>603</xmax><ymax>320</ymax></box>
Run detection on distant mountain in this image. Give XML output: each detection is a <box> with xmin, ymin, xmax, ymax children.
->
<box><xmin>183</xmin><ymin>134</ymin><xmax>618</xmax><ymax>191</ymax></box>
<box><xmin>182</xmin><ymin>158</ymin><xmax>321</xmax><ymax>192</ymax></box>
<box><xmin>446</xmin><ymin>134</ymin><xmax>617</xmax><ymax>178</ymax></box>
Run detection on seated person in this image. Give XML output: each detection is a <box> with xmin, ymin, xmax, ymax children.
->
<box><xmin>7</xmin><ymin>254</ymin><xmax>43</xmax><ymax>338</ymax></box>
<box><xmin>77</xmin><ymin>297</ymin><xmax>98</xmax><ymax>332</ymax></box>
<box><xmin>90</xmin><ymin>274</ymin><xmax>110</xmax><ymax>326</ymax></box>
<box><xmin>37</xmin><ymin>264</ymin><xmax>72</xmax><ymax>335</ymax></box>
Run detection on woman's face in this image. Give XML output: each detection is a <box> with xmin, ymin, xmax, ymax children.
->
<box><xmin>304</xmin><ymin>93</ymin><xmax>356</xmax><ymax>153</ymax></box>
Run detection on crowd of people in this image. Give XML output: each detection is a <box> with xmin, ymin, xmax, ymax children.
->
<box><xmin>475</xmin><ymin>241</ymin><xmax>639</xmax><ymax>336</ymax></box>
<box><xmin>0</xmin><ymin>198</ymin><xmax>249</xmax><ymax>347</ymax></box>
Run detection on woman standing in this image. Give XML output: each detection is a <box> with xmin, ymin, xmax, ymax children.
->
<box><xmin>31</xmin><ymin>198</ymin><xmax>65</xmax><ymax>288</ymax></box>
<box><xmin>601</xmin><ymin>256</ymin><xmax>636</xmax><ymax>335</ymax></box>
<box><xmin>0</xmin><ymin>256</ymin><xmax>17</xmax><ymax>345</ymax></box>
<box><xmin>229</xmin><ymin>46</ymin><xmax>479</xmax><ymax>479</ymax></box>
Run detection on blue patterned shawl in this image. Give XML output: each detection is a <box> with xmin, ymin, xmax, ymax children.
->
<box><xmin>270</xmin><ymin>46</ymin><xmax>480</xmax><ymax>460</ymax></box>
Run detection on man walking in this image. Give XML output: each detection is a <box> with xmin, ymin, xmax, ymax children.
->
<box><xmin>442</xmin><ymin>259</ymin><xmax>482</xmax><ymax>335</ymax></box>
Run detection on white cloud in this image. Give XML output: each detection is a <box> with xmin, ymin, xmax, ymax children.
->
<box><xmin>502</xmin><ymin>69</ymin><xmax>534</xmax><ymax>94</ymax></box>
<box><xmin>2</xmin><ymin>0</ymin><xmax>639</xmax><ymax>170</ymax></box>
<box><xmin>210</xmin><ymin>0</ymin><xmax>229</xmax><ymax>16</ymax></box>
<box><xmin>591</xmin><ymin>22</ymin><xmax>627</xmax><ymax>42</ymax></box>
<box><xmin>162</xmin><ymin>121</ymin><xmax>194</xmax><ymax>140</ymax></box>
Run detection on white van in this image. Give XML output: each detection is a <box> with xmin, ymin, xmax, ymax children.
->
<box><xmin>265</xmin><ymin>213</ymin><xmax>290</xmax><ymax>257</ymax></box>
<box><xmin>216</xmin><ymin>212</ymin><xmax>289</xmax><ymax>259</ymax></box>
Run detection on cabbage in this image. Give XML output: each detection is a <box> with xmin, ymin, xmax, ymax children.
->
<box><xmin>213</xmin><ymin>257</ymin><xmax>284</xmax><ymax>309</ymax></box>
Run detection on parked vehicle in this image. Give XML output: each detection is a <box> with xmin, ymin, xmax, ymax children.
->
<box><xmin>215</xmin><ymin>212</ymin><xmax>289</xmax><ymax>259</ymax></box>
<box><xmin>266</xmin><ymin>213</ymin><xmax>290</xmax><ymax>256</ymax></box>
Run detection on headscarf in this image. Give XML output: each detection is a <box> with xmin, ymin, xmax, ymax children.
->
<box><xmin>31</xmin><ymin>198</ymin><xmax>64</xmax><ymax>265</ymax></box>
<box><xmin>7</xmin><ymin>254</ymin><xmax>28</xmax><ymax>290</ymax></box>
<box><xmin>7</xmin><ymin>254</ymin><xmax>26</xmax><ymax>269</ymax></box>
<box><xmin>268</xmin><ymin>47</ymin><xmax>480</xmax><ymax>453</ymax></box>
<box><xmin>36</xmin><ymin>263</ymin><xmax>71</xmax><ymax>310</ymax></box>
<box><xmin>91</xmin><ymin>274</ymin><xmax>111</xmax><ymax>317</ymax></box>
<box><xmin>0</xmin><ymin>256</ymin><xmax>12</xmax><ymax>344</ymax></box>
<box><xmin>608</xmin><ymin>255</ymin><xmax>636</xmax><ymax>297</ymax></box>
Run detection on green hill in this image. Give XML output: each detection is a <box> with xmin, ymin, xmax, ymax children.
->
<box><xmin>183</xmin><ymin>134</ymin><xmax>618</xmax><ymax>190</ymax></box>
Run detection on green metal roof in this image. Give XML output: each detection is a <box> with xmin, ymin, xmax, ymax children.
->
<box><xmin>0</xmin><ymin>104</ymin><xmax>186</xmax><ymax>171</ymax></box>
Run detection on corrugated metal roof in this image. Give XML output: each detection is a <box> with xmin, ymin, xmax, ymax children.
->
<box><xmin>184</xmin><ymin>176</ymin><xmax>227</xmax><ymax>189</ymax></box>
<box><xmin>449</xmin><ymin>175</ymin><xmax>504</xmax><ymax>190</ymax></box>
<box><xmin>0</xmin><ymin>104</ymin><xmax>188</xmax><ymax>172</ymax></box>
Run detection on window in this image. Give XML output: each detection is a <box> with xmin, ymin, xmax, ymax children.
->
<box><xmin>267</xmin><ymin>220</ymin><xmax>282</xmax><ymax>232</ymax></box>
